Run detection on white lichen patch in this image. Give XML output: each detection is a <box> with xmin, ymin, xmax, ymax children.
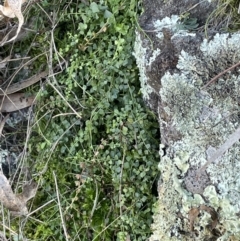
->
<box><xmin>153</xmin><ymin>15</ymin><xmax>179</xmax><ymax>38</ymax></box>
<box><xmin>133</xmin><ymin>32</ymin><xmax>155</xmax><ymax>102</ymax></box>
<box><xmin>147</xmin><ymin>48</ymin><xmax>161</xmax><ymax>68</ymax></box>
<box><xmin>151</xmin><ymin>155</ymin><xmax>187</xmax><ymax>241</ymax></box>
<box><xmin>133</xmin><ymin>15</ymin><xmax>192</xmax><ymax>102</ymax></box>
<box><xmin>149</xmin><ymin>32</ymin><xmax>240</xmax><ymax>240</ymax></box>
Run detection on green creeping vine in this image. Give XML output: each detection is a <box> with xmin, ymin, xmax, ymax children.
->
<box><xmin>15</xmin><ymin>0</ymin><xmax>160</xmax><ymax>240</ymax></box>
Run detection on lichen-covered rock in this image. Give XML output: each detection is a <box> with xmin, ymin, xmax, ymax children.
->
<box><xmin>134</xmin><ymin>0</ymin><xmax>240</xmax><ymax>240</ymax></box>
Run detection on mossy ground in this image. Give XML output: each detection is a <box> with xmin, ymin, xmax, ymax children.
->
<box><xmin>0</xmin><ymin>0</ymin><xmax>160</xmax><ymax>241</ymax></box>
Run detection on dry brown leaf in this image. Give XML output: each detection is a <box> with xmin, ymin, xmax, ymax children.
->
<box><xmin>0</xmin><ymin>70</ymin><xmax>48</xmax><ymax>96</ymax></box>
<box><xmin>189</xmin><ymin>207</ymin><xmax>200</xmax><ymax>232</ymax></box>
<box><xmin>200</xmin><ymin>205</ymin><xmax>218</xmax><ymax>230</ymax></box>
<box><xmin>0</xmin><ymin>172</ymin><xmax>37</xmax><ymax>216</ymax></box>
<box><xmin>0</xmin><ymin>0</ymin><xmax>25</xmax><ymax>45</ymax></box>
<box><xmin>0</xmin><ymin>172</ymin><xmax>27</xmax><ymax>214</ymax></box>
<box><xmin>0</xmin><ymin>93</ymin><xmax>35</xmax><ymax>112</ymax></box>
<box><xmin>189</xmin><ymin>205</ymin><xmax>219</xmax><ymax>232</ymax></box>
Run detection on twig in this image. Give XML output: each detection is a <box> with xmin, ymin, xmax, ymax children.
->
<box><xmin>202</xmin><ymin>61</ymin><xmax>240</xmax><ymax>88</ymax></box>
<box><xmin>53</xmin><ymin>172</ymin><xmax>69</xmax><ymax>241</ymax></box>
<box><xmin>181</xmin><ymin>0</ymin><xmax>207</xmax><ymax>16</ymax></box>
<box><xmin>198</xmin><ymin>125</ymin><xmax>240</xmax><ymax>175</ymax></box>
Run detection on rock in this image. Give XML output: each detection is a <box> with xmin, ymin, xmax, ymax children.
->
<box><xmin>134</xmin><ymin>0</ymin><xmax>240</xmax><ymax>240</ymax></box>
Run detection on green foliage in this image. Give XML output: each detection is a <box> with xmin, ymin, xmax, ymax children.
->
<box><xmin>178</xmin><ymin>13</ymin><xmax>199</xmax><ymax>31</ymax></box>
<box><xmin>206</xmin><ymin>0</ymin><xmax>240</xmax><ymax>32</ymax></box>
<box><xmin>20</xmin><ymin>0</ymin><xmax>159</xmax><ymax>240</ymax></box>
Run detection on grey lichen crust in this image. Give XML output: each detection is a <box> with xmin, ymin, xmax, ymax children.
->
<box><xmin>133</xmin><ymin>32</ymin><xmax>156</xmax><ymax>102</ymax></box>
<box><xmin>149</xmin><ymin>31</ymin><xmax>240</xmax><ymax>240</ymax></box>
<box><xmin>134</xmin><ymin>15</ymin><xmax>181</xmax><ymax>102</ymax></box>
<box><xmin>134</xmin><ymin>0</ymin><xmax>240</xmax><ymax>239</ymax></box>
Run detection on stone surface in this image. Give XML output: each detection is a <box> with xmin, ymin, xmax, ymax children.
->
<box><xmin>134</xmin><ymin>0</ymin><xmax>240</xmax><ymax>240</ymax></box>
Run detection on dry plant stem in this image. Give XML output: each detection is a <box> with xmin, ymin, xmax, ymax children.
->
<box><xmin>53</xmin><ymin>172</ymin><xmax>69</xmax><ymax>241</ymax></box>
<box><xmin>0</xmin><ymin>221</ymin><xmax>17</xmax><ymax>235</ymax></box>
<box><xmin>180</xmin><ymin>0</ymin><xmax>206</xmax><ymax>16</ymax></box>
<box><xmin>0</xmin><ymin>114</ymin><xmax>9</xmax><ymax>136</ymax></box>
<box><xmin>92</xmin><ymin>213</ymin><xmax>123</xmax><ymax>241</ymax></box>
<box><xmin>36</xmin><ymin>2</ymin><xmax>53</xmax><ymax>25</ymax></box>
<box><xmin>202</xmin><ymin>61</ymin><xmax>240</xmax><ymax>88</ymax></box>
<box><xmin>92</xmin><ymin>202</ymin><xmax>136</xmax><ymax>241</ymax></box>
<box><xmin>198</xmin><ymin>125</ymin><xmax>240</xmax><ymax>175</ymax></box>
<box><xmin>1</xmin><ymin>203</ymin><xmax>5</xmax><ymax>238</ymax></box>
<box><xmin>48</xmin><ymin>81</ymin><xmax>83</xmax><ymax>119</ymax></box>
<box><xmin>119</xmin><ymin>149</ymin><xmax>126</xmax><ymax>217</ymax></box>
<box><xmin>17</xmin><ymin>106</ymin><xmax>35</xmax><ymax>187</ymax></box>
<box><xmin>0</xmin><ymin>0</ymin><xmax>25</xmax><ymax>44</ymax></box>
<box><xmin>26</xmin><ymin>199</ymin><xmax>55</xmax><ymax>217</ymax></box>
<box><xmin>89</xmin><ymin>180</ymin><xmax>99</xmax><ymax>223</ymax></box>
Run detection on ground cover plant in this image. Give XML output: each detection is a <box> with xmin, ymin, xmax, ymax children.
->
<box><xmin>0</xmin><ymin>0</ymin><xmax>160</xmax><ymax>240</ymax></box>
